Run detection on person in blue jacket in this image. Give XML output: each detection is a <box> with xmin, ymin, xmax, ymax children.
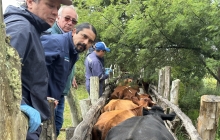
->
<box><xmin>45</xmin><ymin>5</ymin><xmax>78</xmax><ymax>136</ymax></box>
<box><xmin>85</xmin><ymin>42</ymin><xmax>112</xmax><ymax>97</ymax></box>
<box><xmin>40</xmin><ymin>21</ymin><xmax>97</xmax><ymax>115</ymax></box>
<box><xmin>3</xmin><ymin>0</ymin><xmax>72</xmax><ymax>139</ymax></box>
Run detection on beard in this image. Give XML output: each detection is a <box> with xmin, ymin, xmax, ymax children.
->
<box><xmin>75</xmin><ymin>43</ymin><xmax>86</xmax><ymax>53</ymax></box>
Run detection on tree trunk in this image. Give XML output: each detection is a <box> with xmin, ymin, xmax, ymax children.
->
<box><xmin>0</xmin><ymin>4</ymin><xmax>28</xmax><ymax>139</ymax></box>
<box><xmin>217</xmin><ymin>67</ymin><xmax>220</xmax><ymax>87</ymax></box>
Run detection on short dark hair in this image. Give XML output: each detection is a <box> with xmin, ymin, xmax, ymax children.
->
<box><xmin>75</xmin><ymin>22</ymin><xmax>97</xmax><ymax>39</ymax></box>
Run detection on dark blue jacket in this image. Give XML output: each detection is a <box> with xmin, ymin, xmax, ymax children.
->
<box><xmin>40</xmin><ymin>32</ymin><xmax>79</xmax><ymax>100</ymax></box>
<box><xmin>4</xmin><ymin>6</ymin><xmax>50</xmax><ymax>121</ymax></box>
<box><xmin>47</xmin><ymin>22</ymin><xmax>76</xmax><ymax>95</ymax></box>
<box><xmin>85</xmin><ymin>51</ymin><xmax>109</xmax><ymax>96</ymax></box>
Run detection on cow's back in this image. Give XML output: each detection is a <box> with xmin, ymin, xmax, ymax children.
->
<box><xmin>106</xmin><ymin>115</ymin><xmax>175</xmax><ymax>140</ymax></box>
<box><xmin>102</xmin><ymin>99</ymin><xmax>138</xmax><ymax>113</ymax></box>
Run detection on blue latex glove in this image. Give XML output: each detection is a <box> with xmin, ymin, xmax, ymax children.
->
<box><xmin>105</xmin><ymin>68</ymin><xmax>112</xmax><ymax>75</ymax></box>
<box><xmin>20</xmin><ymin>104</ymin><xmax>41</xmax><ymax>132</ymax></box>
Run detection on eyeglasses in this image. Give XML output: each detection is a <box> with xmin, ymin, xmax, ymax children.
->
<box><xmin>63</xmin><ymin>16</ymin><xmax>78</xmax><ymax>25</ymax></box>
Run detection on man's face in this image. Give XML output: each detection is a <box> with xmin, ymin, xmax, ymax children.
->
<box><xmin>57</xmin><ymin>7</ymin><xmax>78</xmax><ymax>32</ymax></box>
<box><xmin>72</xmin><ymin>28</ymin><xmax>96</xmax><ymax>53</ymax></box>
<box><xmin>27</xmin><ymin>0</ymin><xmax>61</xmax><ymax>26</ymax></box>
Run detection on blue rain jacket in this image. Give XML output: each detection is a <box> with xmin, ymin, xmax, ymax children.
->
<box><xmin>40</xmin><ymin>32</ymin><xmax>79</xmax><ymax>100</ymax></box>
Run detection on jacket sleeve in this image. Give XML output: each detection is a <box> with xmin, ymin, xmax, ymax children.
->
<box><xmin>90</xmin><ymin>60</ymin><xmax>109</xmax><ymax>81</ymax></box>
<box><xmin>40</xmin><ymin>35</ymin><xmax>61</xmax><ymax>65</ymax></box>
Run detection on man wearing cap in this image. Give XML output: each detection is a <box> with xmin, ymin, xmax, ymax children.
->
<box><xmin>4</xmin><ymin>0</ymin><xmax>72</xmax><ymax>139</ymax></box>
<box><xmin>85</xmin><ymin>42</ymin><xmax>112</xmax><ymax>97</ymax></box>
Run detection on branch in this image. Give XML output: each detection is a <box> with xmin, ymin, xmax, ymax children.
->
<box><xmin>199</xmin><ymin>57</ymin><xmax>220</xmax><ymax>83</ymax></box>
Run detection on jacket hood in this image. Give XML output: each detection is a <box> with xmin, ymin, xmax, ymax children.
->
<box><xmin>4</xmin><ymin>5</ymin><xmax>50</xmax><ymax>32</ymax></box>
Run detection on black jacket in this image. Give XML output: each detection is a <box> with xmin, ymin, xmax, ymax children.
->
<box><xmin>4</xmin><ymin>6</ymin><xmax>50</xmax><ymax>121</ymax></box>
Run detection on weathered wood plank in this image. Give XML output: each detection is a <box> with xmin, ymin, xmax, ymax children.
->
<box><xmin>150</xmin><ymin>85</ymin><xmax>202</xmax><ymax>140</ymax></box>
<box><xmin>71</xmin><ymin>86</ymin><xmax>111</xmax><ymax>140</ymax></box>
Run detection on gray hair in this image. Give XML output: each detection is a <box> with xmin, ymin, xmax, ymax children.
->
<box><xmin>23</xmin><ymin>0</ymin><xmax>39</xmax><ymax>8</ymax></box>
<box><xmin>58</xmin><ymin>5</ymin><xmax>78</xmax><ymax>20</ymax></box>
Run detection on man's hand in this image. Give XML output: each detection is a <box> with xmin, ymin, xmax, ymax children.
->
<box><xmin>20</xmin><ymin>104</ymin><xmax>41</xmax><ymax>132</ymax></box>
<box><xmin>105</xmin><ymin>68</ymin><xmax>112</xmax><ymax>75</ymax></box>
<box><xmin>72</xmin><ymin>77</ymin><xmax>78</xmax><ymax>89</ymax></box>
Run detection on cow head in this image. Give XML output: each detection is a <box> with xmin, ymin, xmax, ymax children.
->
<box><xmin>131</xmin><ymin>96</ymin><xmax>155</xmax><ymax>109</ymax></box>
<box><xmin>143</xmin><ymin>105</ymin><xmax>176</xmax><ymax>122</ymax></box>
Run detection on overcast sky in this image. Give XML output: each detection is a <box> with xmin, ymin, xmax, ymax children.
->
<box><xmin>2</xmin><ymin>0</ymin><xmax>21</xmax><ymax>13</ymax></box>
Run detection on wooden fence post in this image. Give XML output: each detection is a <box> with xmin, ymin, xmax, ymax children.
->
<box><xmin>170</xmin><ymin>79</ymin><xmax>180</xmax><ymax>106</ymax></box>
<box><xmin>90</xmin><ymin>76</ymin><xmax>99</xmax><ymax>105</ymax></box>
<box><xmin>164</xmin><ymin>66</ymin><xmax>171</xmax><ymax>100</ymax></box>
<box><xmin>197</xmin><ymin>95</ymin><xmax>220</xmax><ymax>140</ymax></box>
<box><xmin>158</xmin><ymin>68</ymin><xmax>165</xmax><ymax>96</ymax></box>
<box><xmin>79</xmin><ymin>99</ymin><xmax>91</xmax><ymax>120</ymax></box>
<box><xmin>40</xmin><ymin>97</ymin><xmax>56</xmax><ymax>140</ymax></box>
<box><xmin>65</xmin><ymin>89</ymin><xmax>82</xmax><ymax>126</ymax></box>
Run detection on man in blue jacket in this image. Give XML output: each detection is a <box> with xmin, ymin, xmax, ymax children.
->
<box><xmin>4</xmin><ymin>0</ymin><xmax>72</xmax><ymax>139</ymax></box>
<box><xmin>85</xmin><ymin>42</ymin><xmax>112</xmax><ymax>97</ymax></box>
<box><xmin>40</xmin><ymin>21</ymin><xmax>97</xmax><ymax>123</ymax></box>
<box><xmin>46</xmin><ymin>5</ymin><xmax>78</xmax><ymax>136</ymax></box>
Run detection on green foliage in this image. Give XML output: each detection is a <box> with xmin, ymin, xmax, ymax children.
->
<box><xmin>72</xmin><ymin>0</ymin><xmax>220</xmax><ymax>86</ymax></box>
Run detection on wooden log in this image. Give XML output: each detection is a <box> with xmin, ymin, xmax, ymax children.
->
<box><xmin>197</xmin><ymin>95</ymin><xmax>220</xmax><ymax>140</ymax></box>
<box><xmin>0</xmin><ymin>13</ymin><xmax>28</xmax><ymax>139</ymax></box>
<box><xmin>40</xmin><ymin>97</ymin><xmax>56</xmax><ymax>140</ymax></box>
<box><xmin>71</xmin><ymin>86</ymin><xmax>111</xmax><ymax>140</ymax></box>
<box><xmin>79</xmin><ymin>99</ymin><xmax>91</xmax><ymax>120</ymax></box>
<box><xmin>66</xmin><ymin>127</ymin><xmax>75</xmax><ymax>140</ymax></box>
<box><xmin>90</xmin><ymin>76</ymin><xmax>99</xmax><ymax>105</ymax></box>
<box><xmin>66</xmin><ymin>89</ymin><xmax>82</xmax><ymax>127</ymax></box>
<box><xmin>150</xmin><ymin>85</ymin><xmax>202</xmax><ymax>140</ymax></box>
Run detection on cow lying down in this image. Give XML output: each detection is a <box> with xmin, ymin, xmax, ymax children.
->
<box><xmin>105</xmin><ymin>105</ymin><xmax>176</xmax><ymax>140</ymax></box>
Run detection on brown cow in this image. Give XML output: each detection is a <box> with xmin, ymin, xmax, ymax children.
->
<box><xmin>93</xmin><ymin>107</ymin><xmax>143</xmax><ymax>140</ymax></box>
<box><xmin>110</xmin><ymin>86</ymin><xmax>139</xmax><ymax>100</ymax></box>
<box><xmin>93</xmin><ymin>96</ymin><xmax>154</xmax><ymax>140</ymax></box>
<box><xmin>118</xmin><ymin>78</ymin><xmax>133</xmax><ymax>86</ymax></box>
<box><xmin>102</xmin><ymin>93</ymin><xmax>154</xmax><ymax>113</ymax></box>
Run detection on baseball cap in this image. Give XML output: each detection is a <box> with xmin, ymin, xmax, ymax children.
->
<box><xmin>61</xmin><ymin>0</ymin><xmax>72</xmax><ymax>5</ymax></box>
<box><xmin>95</xmin><ymin>42</ymin><xmax>110</xmax><ymax>52</ymax></box>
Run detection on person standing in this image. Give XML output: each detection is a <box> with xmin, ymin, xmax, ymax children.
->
<box><xmin>3</xmin><ymin>0</ymin><xmax>72</xmax><ymax>139</ymax></box>
<box><xmin>40</xmin><ymin>22</ymin><xmax>97</xmax><ymax>135</ymax></box>
<box><xmin>46</xmin><ymin>5</ymin><xmax>78</xmax><ymax>136</ymax></box>
<box><xmin>85</xmin><ymin>42</ymin><xmax>112</xmax><ymax>97</ymax></box>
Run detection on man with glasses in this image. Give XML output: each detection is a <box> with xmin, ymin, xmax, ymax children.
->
<box><xmin>46</xmin><ymin>5</ymin><xmax>78</xmax><ymax>136</ymax></box>
<box><xmin>4</xmin><ymin>0</ymin><xmax>72</xmax><ymax>139</ymax></box>
<box><xmin>41</xmin><ymin>23</ymin><xmax>97</xmax><ymax>136</ymax></box>
<box><xmin>85</xmin><ymin>42</ymin><xmax>112</xmax><ymax>97</ymax></box>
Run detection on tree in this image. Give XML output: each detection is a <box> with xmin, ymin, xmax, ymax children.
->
<box><xmin>74</xmin><ymin>0</ymin><xmax>220</xmax><ymax>86</ymax></box>
<box><xmin>0</xmin><ymin>0</ymin><xmax>28</xmax><ymax>139</ymax></box>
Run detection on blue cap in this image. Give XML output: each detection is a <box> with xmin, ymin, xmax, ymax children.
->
<box><xmin>95</xmin><ymin>42</ymin><xmax>110</xmax><ymax>52</ymax></box>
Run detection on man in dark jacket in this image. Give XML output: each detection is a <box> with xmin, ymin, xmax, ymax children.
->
<box><xmin>40</xmin><ymin>22</ymin><xmax>97</xmax><ymax>128</ymax></box>
<box><xmin>41</xmin><ymin>23</ymin><xmax>96</xmax><ymax>100</ymax></box>
<box><xmin>4</xmin><ymin>0</ymin><xmax>72</xmax><ymax>139</ymax></box>
<box><xmin>46</xmin><ymin>5</ymin><xmax>78</xmax><ymax>136</ymax></box>
<box><xmin>85</xmin><ymin>42</ymin><xmax>112</xmax><ymax>97</ymax></box>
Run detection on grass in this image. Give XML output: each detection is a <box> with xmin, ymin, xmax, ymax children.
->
<box><xmin>57</xmin><ymin>85</ymin><xmax>89</xmax><ymax>140</ymax></box>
